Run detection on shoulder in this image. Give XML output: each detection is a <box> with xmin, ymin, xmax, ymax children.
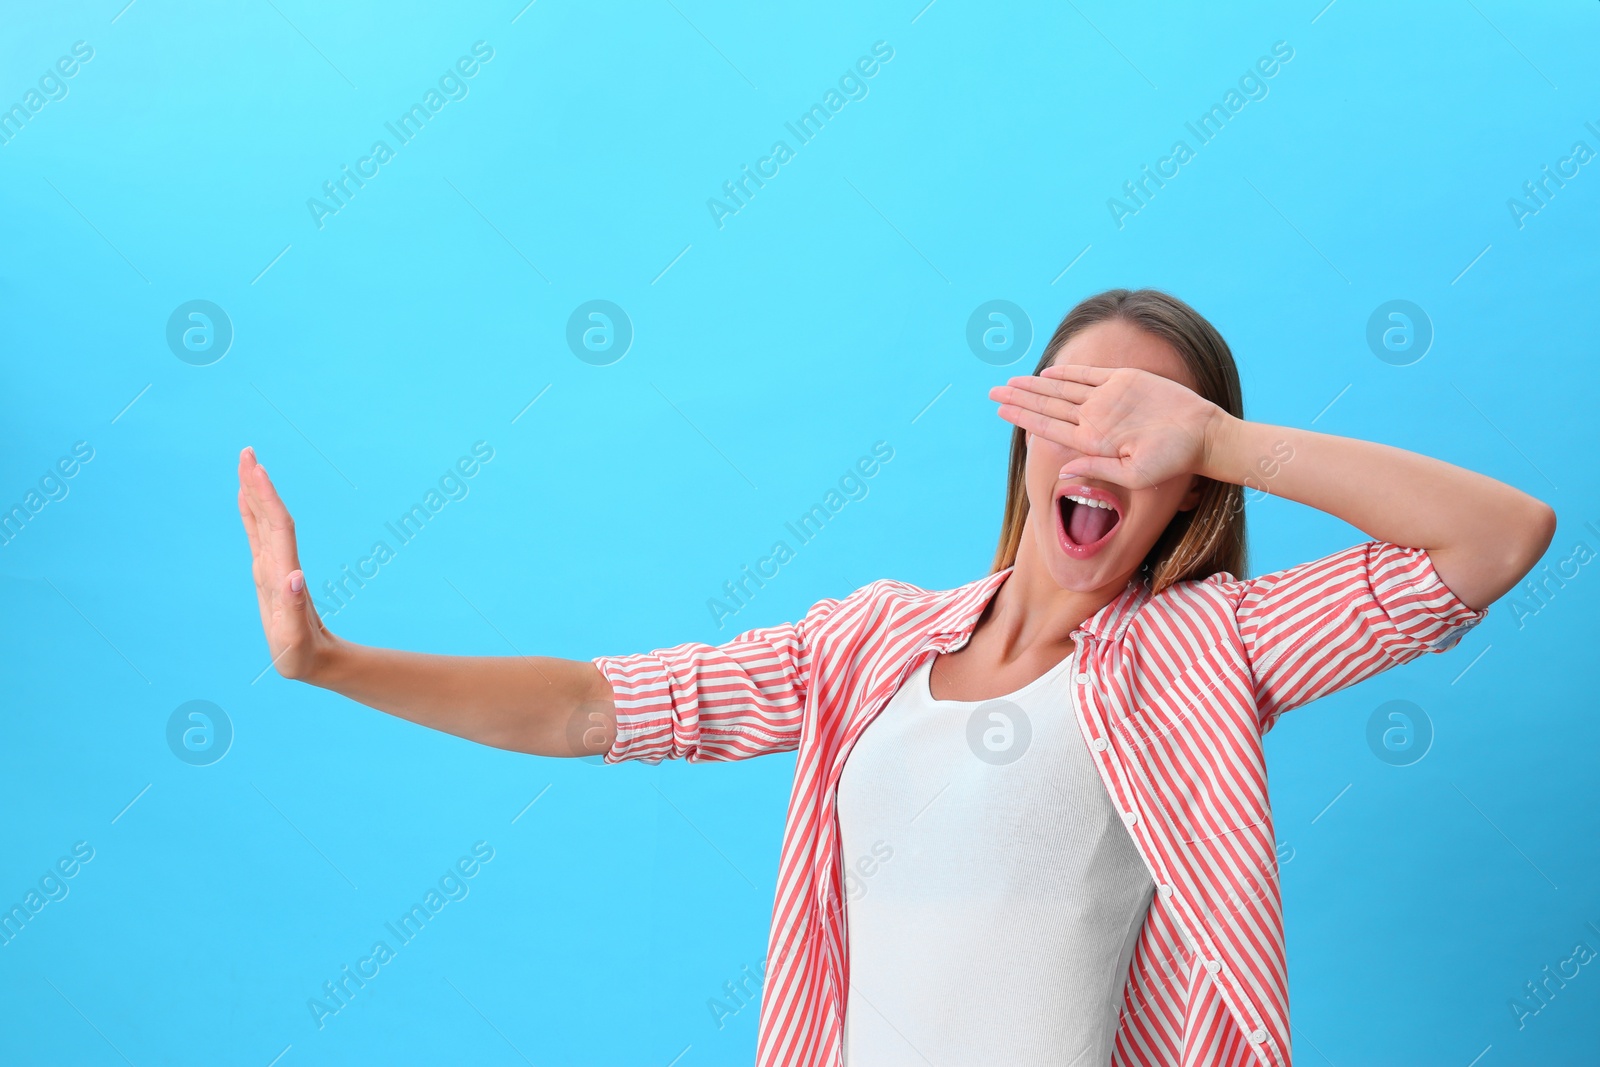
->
<box><xmin>1113</xmin><ymin>569</ymin><xmax>1249</xmax><ymax>680</ymax></box>
<box><xmin>806</xmin><ymin>572</ymin><xmax>998</xmax><ymax>640</ymax></box>
<box><xmin>1136</xmin><ymin>569</ymin><xmax>1247</xmax><ymax>629</ymax></box>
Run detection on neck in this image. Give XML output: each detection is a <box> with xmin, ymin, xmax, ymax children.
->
<box><xmin>982</xmin><ymin>518</ymin><xmax>1134</xmax><ymax>664</ymax></box>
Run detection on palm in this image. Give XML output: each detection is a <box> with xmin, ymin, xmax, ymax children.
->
<box><xmin>1069</xmin><ymin>372</ymin><xmax>1210</xmax><ymax>487</ymax></box>
<box><xmin>237</xmin><ymin>449</ymin><xmax>325</xmax><ymax>679</ymax></box>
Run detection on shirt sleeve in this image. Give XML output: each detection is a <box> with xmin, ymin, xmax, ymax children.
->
<box><xmin>1219</xmin><ymin>540</ymin><xmax>1489</xmax><ymax>731</ymax></box>
<box><xmin>590</xmin><ymin>594</ymin><xmax>845</xmax><ymax>764</ymax></box>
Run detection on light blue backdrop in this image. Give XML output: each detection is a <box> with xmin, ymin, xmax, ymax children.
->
<box><xmin>3</xmin><ymin>0</ymin><xmax>1597</xmax><ymax>1064</ymax></box>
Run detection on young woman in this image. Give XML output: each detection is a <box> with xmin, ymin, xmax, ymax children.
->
<box><xmin>238</xmin><ymin>289</ymin><xmax>1554</xmax><ymax>1067</ymax></box>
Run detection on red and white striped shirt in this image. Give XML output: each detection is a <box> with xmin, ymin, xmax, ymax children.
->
<box><xmin>592</xmin><ymin>540</ymin><xmax>1486</xmax><ymax>1067</ymax></box>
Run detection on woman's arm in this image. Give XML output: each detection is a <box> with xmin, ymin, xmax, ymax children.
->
<box><xmin>304</xmin><ymin>644</ymin><xmax>614</xmax><ymax>756</ymax></box>
<box><xmin>1200</xmin><ymin>416</ymin><xmax>1555</xmax><ymax>611</ymax></box>
<box><xmin>996</xmin><ymin>364</ymin><xmax>1556</xmax><ymax>611</ymax></box>
<box><xmin>237</xmin><ymin>447</ymin><xmax>614</xmax><ymax>757</ymax></box>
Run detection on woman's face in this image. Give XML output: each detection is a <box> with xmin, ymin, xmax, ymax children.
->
<box><xmin>1021</xmin><ymin>318</ymin><xmax>1204</xmax><ymax>595</ymax></box>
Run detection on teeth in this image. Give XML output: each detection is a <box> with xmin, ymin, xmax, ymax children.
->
<box><xmin>1065</xmin><ymin>494</ymin><xmax>1115</xmax><ymax>511</ymax></box>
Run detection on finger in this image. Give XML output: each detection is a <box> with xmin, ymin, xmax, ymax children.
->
<box><xmin>1040</xmin><ymin>363</ymin><xmax>1111</xmax><ymax>386</ymax></box>
<box><xmin>286</xmin><ymin>568</ymin><xmax>327</xmax><ymax>634</ymax></box>
<box><xmin>238</xmin><ymin>488</ymin><xmax>263</xmax><ymax>560</ymax></box>
<box><xmin>995</xmin><ymin>403</ymin><xmax>1100</xmax><ymax>454</ymax></box>
<box><xmin>239</xmin><ymin>457</ymin><xmax>277</xmax><ymax>573</ymax></box>
<box><xmin>283</xmin><ymin>569</ymin><xmax>309</xmax><ymax>613</ymax></box>
<box><xmin>239</xmin><ymin>488</ymin><xmax>273</xmax><ymax>637</ymax></box>
<box><xmin>252</xmin><ymin>463</ymin><xmax>303</xmax><ymax>573</ymax></box>
<box><xmin>238</xmin><ymin>447</ymin><xmax>261</xmax><ymax>518</ymax></box>
<box><xmin>989</xmin><ymin>383</ymin><xmax>1081</xmax><ymax>425</ymax></box>
<box><xmin>1004</xmin><ymin>371</ymin><xmax>1094</xmax><ymax>396</ymax></box>
<box><xmin>1002</xmin><ymin>374</ymin><xmax>1094</xmax><ymax>405</ymax></box>
<box><xmin>276</xmin><ymin>569</ymin><xmax>321</xmax><ymax>656</ymax></box>
<box><xmin>238</xmin><ymin>445</ymin><xmax>259</xmax><ymax>489</ymax></box>
<box><xmin>292</xmin><ymin>572</ymin><xmax>326</xmax><ymax>630</ymax></box>
<box><xmin>1057</xmin><ymin>454</ymin><xmax>1135</xmax><ymax>487</ymax></box>
<box><xmin>239</xmin><ymin>448</ymin><xmax>271</xmax><ymax>540</ymax></box>
<box><xmin>240</xmin><ymin>485</ymin><xmax>278</xmax><ymax>642</ymax></box>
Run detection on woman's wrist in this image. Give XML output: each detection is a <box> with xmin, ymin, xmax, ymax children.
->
<box><xmin>300</xmin><ymin>631</ymin><xmax>351</xmax><ymax>689</ymax></box>
<box><xmin>1198</xmin><ymin>412</ymin><xmax>1292</xmax><ymax>493</ymax></box>
<box><xmin>1198</xmin><ymin>408</ymin><xmax>1251</xmax><ymax>485</ymax></box>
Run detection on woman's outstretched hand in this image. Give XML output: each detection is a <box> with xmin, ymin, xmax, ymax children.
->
<box><xmin>234</xmin><ymin>445</ymin><xmax>618</xmax><ymax>754</ymax></box>
<box><xmin>238</xmin><ymin>447</ymin><xmax>331</xmax><ymax>681</ymax></box>
<box><xmin>989</xmin><ymin>363</ymin><xmax>1226</xmax><ymax>489</ymax></box>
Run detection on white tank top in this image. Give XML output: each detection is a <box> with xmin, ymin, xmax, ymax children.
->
<box><xmin>836</xmin><ymin>653</ymin><xmax>1154</xmax><ymax>1066</ymax></box>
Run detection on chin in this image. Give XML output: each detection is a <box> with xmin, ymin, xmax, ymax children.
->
<box><xmin>1040</xmin><ymin>544</ymin><xmax>1136</xmax><ymax>595</ymax></box>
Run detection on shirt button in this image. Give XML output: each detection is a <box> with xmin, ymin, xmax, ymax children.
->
<box><xmin>1075</xmin><ymin>673</ymin><xmax>1090</xmax><ymax>684</ymax></box>
<box><xmin>1091</xmin><ymin>737</ymin><xmax>1109</xmax><ymax>752</ymax></box>
<box><xmin>1204</xmin><ymin>959</ymin><xmax>1221</xmax><ymax>974</ymax></box>
<box><xmin>1122</xmin><ymin>810</ymin><xmax>1138</xmax><ymax>826</ymax></box>
<box><xmin>1248</xmin><ymin>1029</ymin><xmax>1268</xmax><ymax>1044</ymax></box>
<box><xmin>1157</xmin><ymin>883</ymin><xmax>1174</xmax><ymax>898</ymax></box>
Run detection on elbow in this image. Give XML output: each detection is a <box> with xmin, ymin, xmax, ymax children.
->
<box><xmin>1500</xmin><ymin>498</ymin><xmax>1558</xmax><ymax>592</ymax></box>
<box><xmin>1535</xmin><ymin>499</ymin><xmax>1558</xmax><ymax>547</ymax></box>
<box><xmin>1521</xmin><ymin>499</ymin><xmax>1559</xmax><ymax>573</ymax></box>
<box><xmin>1441</xmin><ymin>496</ymin><xmax>1557</xmax><ymax>610</ymax></box>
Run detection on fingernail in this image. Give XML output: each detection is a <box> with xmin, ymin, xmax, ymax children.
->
<box><xmin>290</xmin><ymin>572</ymin><xmax>304</xmax><ymax>593</ymax></box>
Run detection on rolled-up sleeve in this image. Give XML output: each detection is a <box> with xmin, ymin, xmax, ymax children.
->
<box><xmin>1224</xmin><ymin>540</ymin><xmax>1489</xmax><ymax>730</ymax></box>
<box><xmin>591</xmin><ymin>595</ymin><xmax>844</xmax><ymax>764</ymax></box>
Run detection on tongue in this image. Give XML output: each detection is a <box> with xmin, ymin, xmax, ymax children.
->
<box><xmin>1068</xmin><ymin>501</ymin><xmax>1116</xmax><ymax>545</ymax></box>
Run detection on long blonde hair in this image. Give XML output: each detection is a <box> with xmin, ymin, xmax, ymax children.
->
<box><xmin>990</xmin><ymin>288</ymin><xmax>1247</xmax><ymax>595</ymax></box>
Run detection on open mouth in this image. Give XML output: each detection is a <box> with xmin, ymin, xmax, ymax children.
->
<box><xmin>1054</xmin><ymin>484</ymin><xmax>1125</xmax><ymax>559</ymax></box>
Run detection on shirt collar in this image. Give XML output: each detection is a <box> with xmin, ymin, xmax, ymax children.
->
<box><xmin>925</xmin><ymin>566</ymin><xmax>1152</xmax><ymax>645</ymax></box>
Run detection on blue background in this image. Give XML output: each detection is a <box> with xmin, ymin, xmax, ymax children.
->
<box><xmin>3</xmin><ymin>0</ymin><xmax>1597</xmax><ymax>1064</ymax></box>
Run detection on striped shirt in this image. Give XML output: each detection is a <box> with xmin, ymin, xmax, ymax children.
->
<box><xmin>592</xmin><ymin>540</ymin><xmax>1487</xmax><ymax>1067</ymax></box>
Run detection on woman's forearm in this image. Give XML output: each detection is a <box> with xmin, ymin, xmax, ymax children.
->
<box><xmin>304</xmin><ymin>638</ymin><xmax>617</xmax><ymax>757</ymax></box>
<box><xmin>1202</xmin><ymin>415</ymin><xmax>1556</xmax><ymax>610</ymax></box>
